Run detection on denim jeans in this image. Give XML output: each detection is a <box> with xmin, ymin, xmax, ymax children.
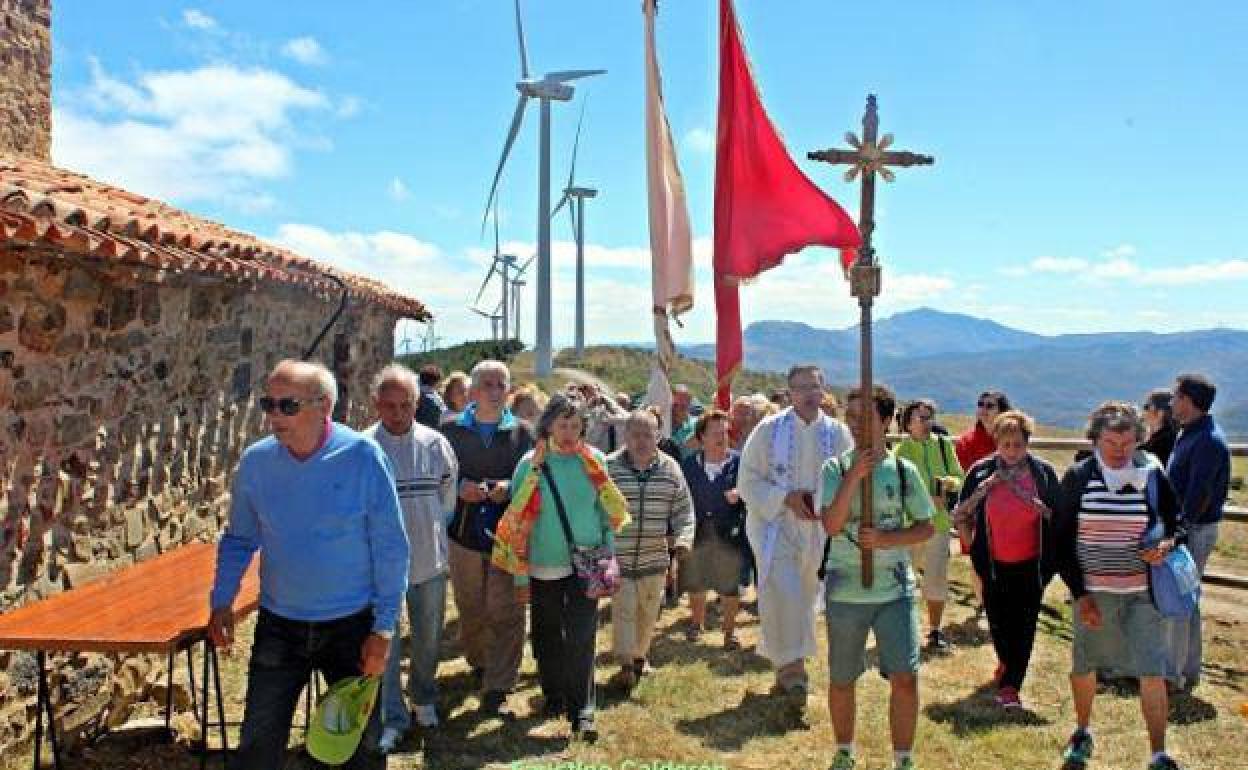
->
<box><xmin>235</xmin><ymin>607</ymin><xmax>383</xmax><ymax>770</ymax></box>
<box><xmin>530</xmin><ymin>576</ymin><xmax>599</xmax><ymax>725</ymax></box>
<box><xmin>1166</xmin><ymin>522</ymin><xmax>1219</xmax><ymax>685</ymax></box>
<box><xmin>381</xmin><ymin>575</ymin><xmax>448</xmax><ymax>731</ymax></box>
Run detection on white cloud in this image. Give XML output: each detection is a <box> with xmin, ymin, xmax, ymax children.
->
<box><xmin>335</xmin><ymin>95</ymin><xmax>362</xmax><ymax>118</ymax></box>
<box><xmin>271</xmin><ymin>224</ymin><xmax>443</xmax><ymax>297</ymax></box>
<box><xmin>1134</xmin><ymin>259</ymin><xmax>1248</xmax><ymax>285</ymax></box>
<box><xmin>1103</xmin><ymin>243</ymin><xmax>1137</xmax><ymax>260</ymax></box>
<box><xmin>683</xmin><ymin>127</ymin><xmax>715</xmax><ymax>154</ymax></box>
<box><xmin>182</xmin><ymin>9</ymin><xmax>217</xmax><ymax>31</ymax></box>
<box><xmin>388</xmin><ymin>177</ymin><xmax>410</xmax><ymax>201</ymax></box>
<box><xmin>1031</xmin><ymin>256</ymin><xmax>1088</xmax><ymax>273</ymax></box>
<box><xmin>282</xmin><ymin>36</ymin><xmax>328</xmax><ymax>66</ymax></box>
<box><xmin>53</xmin><ymin>60</ymin><xmax>329</xmax><ymax>208</ymax></box>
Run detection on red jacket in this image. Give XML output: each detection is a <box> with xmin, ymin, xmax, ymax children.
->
<box><xmin>955</xmin><ymin>422</ymin><xmax>996</xmax><ymax>471</ymax></box>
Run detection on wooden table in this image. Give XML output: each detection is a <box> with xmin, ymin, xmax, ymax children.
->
<box><xmin>0</xmin><ymin>542</ymin><xmax>259</xmax><ymax>770</ymax></box>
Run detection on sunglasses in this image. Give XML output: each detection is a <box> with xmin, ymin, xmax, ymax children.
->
<box><xmin>258</xmin><ymin>395</ymin><xmax>324</xmax><ymax>416</ymax></box>
<box><xmin>976</xmin><ymin>401</ymin><xmax>999</xmax><ymax>410</ymax></box>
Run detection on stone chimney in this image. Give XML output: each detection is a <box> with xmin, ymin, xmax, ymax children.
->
<box><xmin>0</xmin><ymin>0</ymin><xmax>52</xmax><ymax>160</ymax></box>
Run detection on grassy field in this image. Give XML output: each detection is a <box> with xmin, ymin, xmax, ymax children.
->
<box><xmin>17</xmin><ymin>554</ymin><xmax>1247</xmax><ymax>770</ymax></box>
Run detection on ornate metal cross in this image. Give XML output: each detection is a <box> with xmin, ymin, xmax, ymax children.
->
<box><xmin>808</xmin><ymin>94</ymin><xmax>933</xmax><ymax>587</ymax></box>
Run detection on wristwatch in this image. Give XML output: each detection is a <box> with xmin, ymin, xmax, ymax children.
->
<box><xmin>373</xmin><ymin>629</ymin><xmax>394</xmax><ymax>640</ymax></box>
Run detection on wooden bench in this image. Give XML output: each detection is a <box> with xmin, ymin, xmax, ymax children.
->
<box><xmin>0</xmin><ymin>542</ymin><xmax>259</xmax><ymax>770</ymax></box>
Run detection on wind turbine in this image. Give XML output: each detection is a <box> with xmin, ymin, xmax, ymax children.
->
<box><xmin>551</xmin><ymin>100</ymin><xmax>596</xmax><ymax>358</ymax></box>
<box><xmin>483</xmin><ymin>0</ymin><xmax>605</xmax><ymax>377</ymax></box>
<box><xmin>472</xmin><ymin>202</ymin><xmax>519</xmax><ymax>341</ymax></box>
<box><xmin>470</xmin><ymin>305</ymin><xmax>504</xmax><ymax>341</ymax></box>
<box><xmin>509</xmin><ymin>253</ymin><xmax>535</xmax><ymax>345</ymax></box>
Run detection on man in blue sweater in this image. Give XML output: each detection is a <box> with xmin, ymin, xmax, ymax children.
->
<box><xmin>208</xmin><ymin>360</ymin><xmax>409</xmax><ymax>769</ymax></box>
<box><xmin>1165</xmin><ymin>373</ymin><xmax>1231</xmax><ymax>692</ymax></box>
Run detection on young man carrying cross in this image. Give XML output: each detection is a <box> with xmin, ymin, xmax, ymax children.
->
<box><xmin>818</xmin><ymin>384</ymin><xmax>935</xmax><ymax>770</ymax></box>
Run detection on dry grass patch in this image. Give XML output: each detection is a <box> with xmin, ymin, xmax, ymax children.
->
<box><xmin>8</xmin><ymin>559</ymin><xmax>1248</xmax><ymax>770</ymax></box>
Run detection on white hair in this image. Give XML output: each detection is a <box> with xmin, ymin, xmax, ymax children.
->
<box><xmin>371</xmin><ymin>363</ymin><xmax>419</xmax><ymax>399</ymax></box>
<box><xmin>470</xmin><ymin>359</ymin><xmax>511</xmax><ymax>388</ymax></box>
<box><xmin>270</xmin><ymin>359</ymin><xmax>337</xmax><ymax>412</ymax></box>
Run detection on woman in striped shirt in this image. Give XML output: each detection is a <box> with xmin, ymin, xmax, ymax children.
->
<box><xmin>1054</xmin><ymin>401</ymin><xmax>1186</xmax><ymax>770</ymax></box>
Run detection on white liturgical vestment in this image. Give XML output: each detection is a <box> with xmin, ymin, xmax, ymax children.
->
<box><xmin>739</xmin><ymin>407</ymin><xmax>853</xmax><ymax>665</ymax></box>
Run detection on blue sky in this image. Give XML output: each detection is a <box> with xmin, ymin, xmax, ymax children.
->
<box><xmin>48</xmin><ymin>1</ymin><xmax>1248</xmax><ymax>350</ymax></box>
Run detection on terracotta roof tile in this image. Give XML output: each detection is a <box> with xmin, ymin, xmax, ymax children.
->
<box><xmin>0</xmin><ymin>154</ymin><xmax>429</xmax><ymax>320</ymax></box>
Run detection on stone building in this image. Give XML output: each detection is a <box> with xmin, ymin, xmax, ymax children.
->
<box><xmin>0</xmin><ymin>0</ymin><xmax>429</xmax><ymax>755</ymax></box>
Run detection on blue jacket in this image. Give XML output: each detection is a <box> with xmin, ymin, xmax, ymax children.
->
<box><xmin>1167</xmin><ymin>414</ymin><xmax>1231</xmax><ymax>527</ymax></box>
<box><xmin>680</xmin><ymin>451</ymin><xmax>747</xmax><ymax>547</ymax></box>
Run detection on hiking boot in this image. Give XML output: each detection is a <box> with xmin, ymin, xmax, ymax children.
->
<box><xmin>480</xmin><ymin>690</ymin><xmax>514</xmax><ymax>719</ymax></box>
<box><xmin>1061</xmin><ymin>728</ymin><xmax>1094</xmax><ymax>769</ymax></box>
<box><xmin>571</xmin><ymin>718</ymin><xmax>599</xmax><ymax>743</ymax></box>
<box><xmin>926</xmin><ymin>628</ymin><xmax>950</xmax><ymax>652</ymax></box>
<box><xmin>1147</xmin><ymin>755</ymin><xmax>1181</xmax><ymax>770</ymax></box>
<box><xmin>540</xmin><ymin>695</ymin><xmax>566</xmax><ymax>720</ymax></box>
<box><xmin>830</xmin><ymin>748</ymin><xmax>856</xmax><ymax>770</ymax></box>
<box><xmin>611</xmin><ymin>664</ymin><xmax>637</xmax><ymax>691</ymax></box>
<box><xmin>993</xmin><ymin>686</ymin><xmax>1022</xmax><ymax>709</ymax></box>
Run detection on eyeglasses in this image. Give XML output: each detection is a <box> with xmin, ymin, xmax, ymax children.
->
<box><xmin>258</xmin><ymin>395</ymin><xmax>324</xmax><ymax>416</ymax></box>
<box><xmin>916</xmin><ymin>414</ymin><xmax>934</xmax><ymax>422</ymax></box>
<box><xmin>976</xmin><ymin>401</ymin><xmax>999</xmax><ymax>410</ymax></box>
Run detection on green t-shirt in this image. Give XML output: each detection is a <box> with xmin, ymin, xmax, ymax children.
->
<box><xmin>895</xmin><ymin>434</ymin><xmax>964</xmax><ymax>534</ymax></box>
<box><xmin>819</xmin><ymin>449</ymin><xmax>936</xmax><ymax>603</ymax></box>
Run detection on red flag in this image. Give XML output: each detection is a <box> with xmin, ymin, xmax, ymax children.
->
<box><xmin>713</xmin><ymin>0</ymin><xmax>861</xmax><ymax>407</ymax></box>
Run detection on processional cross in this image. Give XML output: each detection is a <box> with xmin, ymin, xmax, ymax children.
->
<box><xmin>808</xmin><ymin>94</ymin><xmax>933</xmax><ymax>587</ymax></box>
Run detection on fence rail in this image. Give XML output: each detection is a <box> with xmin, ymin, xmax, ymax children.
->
<box><xmin>886</xmin><ymin>434</ymin><xmax>1248</xmax><ymax>590</ymax></box>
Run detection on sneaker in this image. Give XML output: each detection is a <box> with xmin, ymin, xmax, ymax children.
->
<box><xmin>413</xmin><ymin>703</ymin><xmax>439</xmax><ymax>728</ymax></box>
<box><xmin>993</xmin><ymin>686</ymin><xmax>1022</xmax><ymax>709</ymax></box>
<box><xmin>925</xmin><ymin>629</ymin><xmax>950</xmax><ymax>653</ymax></box>
<box><xmin>1061</xmin><ymin>728</ymin><xmax>1094</xmax><ymax>769</ymax></box>
<box><xmin>1147</xmin><ymin>755</ymin><xmax>1181</xmax><ymax>770</ymax></box>
<box><xmin>724</xmin><ymin>632</ymin><xmax>741</xmax><ymax>651</ymax></box>
<box><xmin>830</xmin><ymin>748</ymin><xmax>856</xmax><ymax>770</ymax></box>
<box><xmin>632</xmin><ymin>657</ymin><xmax>650</xmax><ymax>678</ymax></box>
<box><xmin>377</xmin><ymin>726</ymin><xmax>403</xmax><ymax>754</ymax></box>
<box><xmin>470</xmin><ymin>666</ymin><xmax>484</xmax><ymax>690</ymax></box>
<box><xmin>895</xmin><ymin>757</ymin><xmax>917</xmax><ymax>770</ymax></box>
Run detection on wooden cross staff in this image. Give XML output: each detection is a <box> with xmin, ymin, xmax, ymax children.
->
<box><xmin>809</xmin><ymin>94</ymin><xmax>933</xmax><ymax>587</ymax></box>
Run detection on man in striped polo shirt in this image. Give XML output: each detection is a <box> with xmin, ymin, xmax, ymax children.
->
<box><xmin>1055</xmin><ymin>401</ymin><xmax>1187</xmax><ymax>770</ymax></box>
<box><xmin>365</xmin><ymin>365</ymin><xmax>459</xmax><ymax>752</ymax></box>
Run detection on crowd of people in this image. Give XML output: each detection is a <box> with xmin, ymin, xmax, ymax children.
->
<box><xmin>207</xmin><ymin>358</ymin><xmax>1232</xmax><ymax>770</ymax></box>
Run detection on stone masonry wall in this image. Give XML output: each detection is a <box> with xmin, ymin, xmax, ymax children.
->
<box><xmin>0</xmin><ymin>242</ymin><xmax>400</xmax><ymax>754</ymax></box>
<box><xmin>0</xmin><ymin>0</ymin><xmax>52</xmax><ymax>161</ymax></box>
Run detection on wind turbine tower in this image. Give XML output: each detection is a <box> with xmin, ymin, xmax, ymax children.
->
<box><xmin>483</xmin><ymin>0</ymin><xmax>604</xmax><ymax>376</ymax></box>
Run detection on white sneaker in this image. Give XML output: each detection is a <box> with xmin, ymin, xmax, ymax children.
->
<box><xmin>413</xmin><ymin>703</ymin><xmax>439</xmax><ymax>728</ymax></box>
<box><xmin>378</xmin><ymin>726</ymin><xmax>403</xmax><ymax>754</ymax></box>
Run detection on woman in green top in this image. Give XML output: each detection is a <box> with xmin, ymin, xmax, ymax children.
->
<box><xmin>895</xmin><ymin>399</ymin><xmax>964</xmax><ymax>652</ymax></box>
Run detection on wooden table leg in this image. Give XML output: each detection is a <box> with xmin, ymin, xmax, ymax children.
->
<box><xmin>164</xmin><ymin>649</ymin><xmax>175</xmax><ymax>740</ymax></box>
<box><xmin>200</xmin><ymin>639</ymin><xmax>210</xmax><ymax>770</ymax></box>
<box><xmin>33</xmin><ymin>651</ymin><xmax>63</xmax><ymax>770</ymax></box>
<box><xmin>210</xmin><ymin>642</ymin><xmax>230</xmax><ymax>768</ymax></box>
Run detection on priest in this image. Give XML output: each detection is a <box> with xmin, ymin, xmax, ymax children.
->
<box><xmin>739</xmin><ymin>364</ymin><xmax>853</xmax><ymax>695</ymax></box>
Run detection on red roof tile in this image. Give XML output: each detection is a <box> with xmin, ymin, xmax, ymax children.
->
<box><xmin>0</xmin><ymin>154</ymin><xmax>430</xmax><ymax>320</ymax></box>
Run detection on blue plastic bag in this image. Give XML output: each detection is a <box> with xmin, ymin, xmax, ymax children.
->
<box><xmin>1151</xmin><ymin>544</ymin><xmax>1201</xmax><ymax>618</ymax></box>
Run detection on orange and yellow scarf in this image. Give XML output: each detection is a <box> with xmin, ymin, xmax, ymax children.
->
<box><xmin>491</xmin><ymin>439</ymin><xmax>631</xmax><ymax>576</ymax></box>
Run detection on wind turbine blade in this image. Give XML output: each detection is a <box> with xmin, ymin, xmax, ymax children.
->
<box><xmin>473</xmin><ymin>261</ymin><xmax>499</xmax><ymax>306</ymax></box>
<box><xmin>482</xmin><ymin>94</ymin><xmax>529</xmax><ymax>235</ymax></box>
<box><xmin>469</xmin><ymin>307</ymin><xmax>490</xmax><ymax>318</ymax></box>
<box><xmin>545</xmin><ymin>69</ymin><xmax>606</xmax><ymax>83</ymax></box>
<box><xmin>492</xmin><ymin>198</ymin><xmax>501</xmax><ymax>257</ymax></box>
<box><xmin>568</xmin><ymin>97</ymin><xmax>586</xmax><ymax>189</ymax></box>
<box><xmin>550</xmin><ymin>192</ymin><xmax>570</xmax><ymax>221</ymax></box>
<box><xmin>514</xmin><ymin>0</ymin><xmax>530</xmax><ymax>79</ymax></box>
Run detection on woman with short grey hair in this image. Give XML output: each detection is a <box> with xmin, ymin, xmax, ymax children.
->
<box><xmin>1053</xmin><ymin>400</ymin><xmax>1187</xmax><ymax>770</ymax></box>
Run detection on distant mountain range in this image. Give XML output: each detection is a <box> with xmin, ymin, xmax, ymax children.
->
<box><xmin>681</xmin><ymin>308</ymin><xmax>1248</xmax><ymax>438</ymax></box>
